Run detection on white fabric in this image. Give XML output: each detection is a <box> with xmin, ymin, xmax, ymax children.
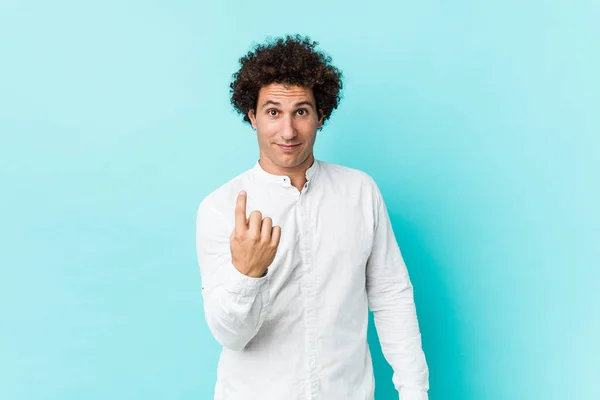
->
<box><xmin>196</xmin><ymin>158</ymin><xmax>429</xmax><ymax>400</ymax></box>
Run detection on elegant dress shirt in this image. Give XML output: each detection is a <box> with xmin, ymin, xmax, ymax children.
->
<box><xmin>196</xmin><ymin>158</ymin><xmax>429</xmax><ymax>400</ymax></box>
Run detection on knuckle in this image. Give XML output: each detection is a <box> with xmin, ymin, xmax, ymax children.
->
<box><xmin>249</xmin><ymin>232</ymin><xmax>260</xmax><ymax>241</ymax></box>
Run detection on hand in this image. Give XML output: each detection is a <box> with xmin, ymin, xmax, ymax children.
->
<box><xmin>230</xmin><ymin>191</ymin><xmax>281</xmax><ymax>278</ymax></box>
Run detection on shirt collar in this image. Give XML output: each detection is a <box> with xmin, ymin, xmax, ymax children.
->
<box><xmin>252</xmin><ymin>158</ymin><xmax>320</xmax><ymax>187</ymax></box>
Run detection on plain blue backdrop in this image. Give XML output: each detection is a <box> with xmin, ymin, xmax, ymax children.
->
<box><xmin>1</xmin><ymin>0</ymin><xmax>598</xmax><ymax>399</ymax></box>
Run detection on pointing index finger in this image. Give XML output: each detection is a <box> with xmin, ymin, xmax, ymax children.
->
<box><xmin>235</xmin><ymin>190</ymin><xmax>248</xmax><ymax>232</ymax></box>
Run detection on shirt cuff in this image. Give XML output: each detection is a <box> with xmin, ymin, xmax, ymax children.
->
<box><xmin>224</xmin><ymin>262</ymin><xmax>269</xmax><ymax>296</ymax></box>
<box><xmin>399</xmin><ymin>388</ymin><xmax>428</xmax><ymax>400</ymax></box>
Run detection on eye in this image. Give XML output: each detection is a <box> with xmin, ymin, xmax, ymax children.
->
<box><xmin>268</xmin><ymin>109</ymin><xmax>278</xmax><ymax>116</ymax></box>
<box><xmin>297</xmin><ymin>109</ymin><xmax>308</xmax><ymax>116</ymax></box>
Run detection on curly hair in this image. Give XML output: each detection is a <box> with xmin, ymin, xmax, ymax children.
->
<box><xmin>230</xmin><ymin>34</ymin><xmax>343</xmax><ymax>129</ymax></box>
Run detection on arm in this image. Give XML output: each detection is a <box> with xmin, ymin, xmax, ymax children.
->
<box><xmin>195</xmin><ymin>198</ymin><xmax>271</xmax><ymax>351</ymax></box>
<box><xmin>366</xmin><ymin>183</ymin><xmax>429</xmax><ymax>400</ymax></box>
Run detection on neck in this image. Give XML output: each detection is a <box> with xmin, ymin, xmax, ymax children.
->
<box><xmin>259</xmin><ymin>153</ymin><xmax>314</xmax><ymax>190</ymax></box>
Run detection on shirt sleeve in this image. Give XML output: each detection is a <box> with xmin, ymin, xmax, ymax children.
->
<box><xmin>195</xmin><ymin>199</ymin><xmax>271</xmax><ymax>351</ymax></box>
<box><xmin>365</xmin><ymin>182</ymin><xmax>430</xmax><ymax>400</ymax></box>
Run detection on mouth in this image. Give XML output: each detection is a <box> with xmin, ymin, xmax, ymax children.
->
<box><xmin>277</xmin><ymin>143</ymin><xmax>301</xmax><ymax>151</ymax></box>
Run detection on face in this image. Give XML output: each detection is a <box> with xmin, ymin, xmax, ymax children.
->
<box><xmin>248</xmin><ymin>83</ymin><xmax>324</xmax><ymax>175</ymax></box>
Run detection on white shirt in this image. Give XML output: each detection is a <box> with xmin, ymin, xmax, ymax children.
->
<box><xmin>196</xmin><ymin>158</ymin><xmax>429</xmax><ymax>400</ymax></box>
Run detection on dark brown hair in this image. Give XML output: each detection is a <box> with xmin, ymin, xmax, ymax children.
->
<box><xmin>230</xmin><ymin>34</ymin><xmax>343</xmax><ymax>129</ymax></box>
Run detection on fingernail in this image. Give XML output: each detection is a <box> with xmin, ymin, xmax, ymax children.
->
<box><xmin>239</xmin><ymin>190</ymin><xmax>246</xmax><ymax>195</ymax></box>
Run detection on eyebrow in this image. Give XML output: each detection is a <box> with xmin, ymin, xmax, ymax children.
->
<box><xmin>260</xmin><ymin>100</ymin><xmax>315</xmax><ymax>110</ymax></box>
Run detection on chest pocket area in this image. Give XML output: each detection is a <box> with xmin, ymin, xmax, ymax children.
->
<box><xmin>313</xmin><ymin>196</ymin><xmax>375</xmax><ymax>267</ymax></box>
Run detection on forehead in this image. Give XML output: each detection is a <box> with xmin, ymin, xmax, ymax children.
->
<box><xmin>257</xmin><ymin>83</ymin><xmax>315</xmax><ymax>105</ymax></box>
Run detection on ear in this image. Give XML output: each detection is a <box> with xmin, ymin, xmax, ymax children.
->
<box><xmin>317</xmin><ymin>109</ymin><xmax>325</xmax><ymax>128</ymax></box>
<box><xmin>248</xmin><ymin>109</ymin><xmax>257</xmax><ymax>130</ymax></box>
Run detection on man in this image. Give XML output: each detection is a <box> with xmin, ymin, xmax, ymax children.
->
<box><xmin>196</xmin><ymin>34</ymin><xmax>429</xmax><ymax>400</ymax></box>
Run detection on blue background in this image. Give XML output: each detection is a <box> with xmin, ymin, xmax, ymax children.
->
<box><xmin>1</xmin><ymin>1</ymin><xmax>598</xmax><ymax>399</ymax></box>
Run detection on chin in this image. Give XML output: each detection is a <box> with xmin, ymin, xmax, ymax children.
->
<box><xmin>277</xmin><ymin>159</ymin><xmax>298</xmax><ymax>168</ymax></box>
<box><xmin>277</xmin><ymin>156</ymin><xmax>303</xmax><ymax>167</ymax></box>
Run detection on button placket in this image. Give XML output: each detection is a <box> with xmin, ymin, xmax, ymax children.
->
<box><xmin>297</xmin><ymin>189</ymin><xmax>318</xmax><ymax>399</ymax></box>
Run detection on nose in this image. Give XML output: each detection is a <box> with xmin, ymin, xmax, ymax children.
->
<box><xmin>280</xmin><ymin>114</ymin><xmax>297</xmax><ymax>141</ymax></box>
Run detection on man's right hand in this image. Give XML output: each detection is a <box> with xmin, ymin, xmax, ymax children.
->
<box><xmin>230</xmin><ymin>190</ymin><xmax>281</xmax><ymax>278</ymax></box>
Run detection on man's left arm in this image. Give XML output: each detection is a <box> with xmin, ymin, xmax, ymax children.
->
<box><xmin>365</xmin><ymin>181</ymin><xmax>429</xmax><ymax>400</ymax></box>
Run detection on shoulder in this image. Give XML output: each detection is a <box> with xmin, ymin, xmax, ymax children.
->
<box><xmin>318</xmin><ymin>160</ymin><xmax>380</xmax><ymax>193</ymax></box>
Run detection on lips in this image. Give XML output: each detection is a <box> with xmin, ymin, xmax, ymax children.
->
<box><xmin>278</xmin><ymin>144</ymin><xmax>300</xmax><ymax>151</ymax></box>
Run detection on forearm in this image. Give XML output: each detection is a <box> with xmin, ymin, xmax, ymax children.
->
<box><xmin>370</xmin><ymin>285</ymin><xmax>429</xmax><ymax>399</ymax></box>
<box><xmin>202</xmin><ymin>262</ymin><xmax>270</xmax><ymax>351</ymax></box>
